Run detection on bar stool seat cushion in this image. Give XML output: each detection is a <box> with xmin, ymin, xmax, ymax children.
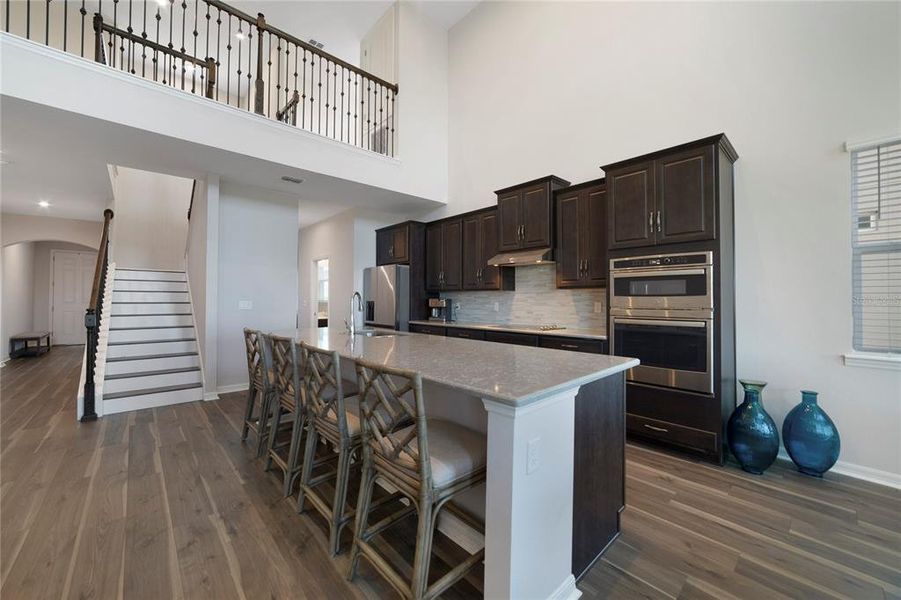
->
<box><xmin>386</xmin><ymin>419</ymin><xmax>487</xmax><ymax>487</ymax></box>
<box><xmin>319</xmin><ymin>394</ymin><xmax>363</xmax><ymax>436</ymax></box>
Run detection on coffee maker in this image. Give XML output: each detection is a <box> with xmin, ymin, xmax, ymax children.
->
<box><xmin>428</xmin><ymin>298</ymin><xmax>454</xmax><ymax>322</ymax></box>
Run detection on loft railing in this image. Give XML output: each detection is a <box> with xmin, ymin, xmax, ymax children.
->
<box><xmin>2</xmin><ymin>0</ymin><xmax>398</xmax><ymax>156</ymax></box>
<box><xmin>82</xmin><ymin>208</ymin><xmax>113</xmax><ymax>422</ymax></box>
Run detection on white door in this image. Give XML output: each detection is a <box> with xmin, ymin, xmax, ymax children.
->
<box><xmin>52</xmin><ymin>251</ymin><xmax>97</xmax><ymax>345</ymax></box>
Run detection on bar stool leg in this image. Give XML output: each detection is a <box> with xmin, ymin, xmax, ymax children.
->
<box><xmin>264</xmin><ymin>401</ymin><xmax>284</xmax><ymax>471</ymax></box>
<box><xmin>241</xmin><ymin>386</ymin><xmax>257</xmax><ymax>441</ymax></box>
<box><xmin>284</xmin><ymin>410</ymin><xmax>305</xmax><ymax>497</ymax></box>
<box><xmin>347</xmin><ymin>462</ymin><xmax>376</xmax><ymax>581</ymax></box>
<box><xmin>297</xmin><ymin>425</ymin><xmax>319</xmax><ymax>513</ymax></box>
<box><xmin>328</xmin><ymin>443</ymin><xmax>354</xmax><ymax>556</ymax></box>
<box><xmin>411</xmin><ymin>498</ymin><xmax>436</xmax><ymax>600</ymax></box>
<box><xmin>255</xmin><ymin>390</ymin><xmax>274</xmax><ymax>458</ymax></box>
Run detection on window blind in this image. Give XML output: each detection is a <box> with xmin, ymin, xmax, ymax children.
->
<box><xmin>851</xmin><ymin>139</ymin><xmax>901</xmax><ymax>353</ymax></box>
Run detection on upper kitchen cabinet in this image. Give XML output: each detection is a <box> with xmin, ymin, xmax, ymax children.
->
<box><xmin>426</xmin><ymin>218</ymin><xmax>463</xmax><ymax>292</ymax></box>
<box><xmin>604</xmin><ymin>135</ymin><xmax>738</xmax><ymax>250</ymax></box>
<box><xmin>463</xmin><ymin>209</ymin><xmax>514</xmax><ymax>291</ymax></box>
<box><xmin>376</xmin><ymin>221</ymin><xmax>424</xmax><ymax>265</ymax></box>
<box><xmin>556</xmin><ymin>179</ymin><xmax>608</xmax><ymax>288</ymax></box>
<box><xmin>495</xmin><ymin>176</ymin><xmax>571</xmax><ymax>252</ymax></box>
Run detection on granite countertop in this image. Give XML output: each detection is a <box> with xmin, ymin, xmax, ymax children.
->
<box><xmin>272</xmin><ymin>327</ymin><xmax>635</xmax><ymax>407</ymax></box>
<box><xmin>408</xmin><ymin>320</ymin><xmax>607</xmax><ymax>341</ymax></box>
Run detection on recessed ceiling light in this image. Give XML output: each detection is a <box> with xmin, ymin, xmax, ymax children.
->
<box><xmin>38</xmin><ymin>200</ymin><xmax>50</xmax><ymax>208</ymax></box>
<box><xmin>281</xmin><ymin>175</ymin><xmax>304</xmax><ymax>184</ymax></box>
<box><xmin>155</xmin><ymin>0</ymin><xmax>168</xmax><ymax>7</ymax></box>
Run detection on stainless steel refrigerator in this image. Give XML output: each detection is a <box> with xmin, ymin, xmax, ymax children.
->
<box><xmin>362</xmin><ymin>265</ymin><xmax>410</xmax><ymax>330</ymax></box>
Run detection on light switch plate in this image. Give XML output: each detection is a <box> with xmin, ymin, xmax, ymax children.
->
<box><xmin>238</xmin><ymin>300</ymin><xmax>253</xmax><ymax>310</ymax></box>
<box><xmin>594</xmin><ymin>301</ymin><xmax>604</xmax><ymax>314</ymax></box>
<box><xmin>493</xmin><ymin>302</ymin><xmax>499</xmax><ymax>312</ymax></box>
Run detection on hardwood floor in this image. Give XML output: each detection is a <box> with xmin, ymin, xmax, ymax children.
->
<box><xmin>2</xmin><ymin>346</ymin><xmax>899</xmax><ymax>599</ymax></box>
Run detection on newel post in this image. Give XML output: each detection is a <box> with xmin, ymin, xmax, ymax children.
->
<box><xmin>92</xmin><ymin>13</ymin><xmax>105</xmax><ymax>64</ymax></box>
<box><xmin>205</xmin><ymin>56</ymin><xmax>216</xmax><ymax>99</ymax></box>
<box><xmin>253</xmin><ymin>12</ymin><xmax>266</xmax><ymax>115</ymax></box>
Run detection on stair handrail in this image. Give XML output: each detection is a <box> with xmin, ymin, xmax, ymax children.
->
<box><xmin>82</xmin><ymin>208</ymin><xmax>114</xmax><ymax>422</ymax></box>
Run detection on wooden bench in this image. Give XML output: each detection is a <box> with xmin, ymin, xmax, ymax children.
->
<box><xmin>9</xmin><ymin>332</ymin><xmax>52</xmax><ymax>358</ymax></box>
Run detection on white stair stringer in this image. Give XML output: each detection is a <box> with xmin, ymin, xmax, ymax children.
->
<box><xmin>78</xmin><ymin>261</ymin><xmax>116</xmax><ymax>420</ymax></box>
<box><xmin>100</xmin><ymin>267</ymin><xmax>203</xmax><ymax>414</ymax></box>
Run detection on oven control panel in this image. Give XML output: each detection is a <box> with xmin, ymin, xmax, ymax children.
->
<box><xmin>612</xmin><ymin>252</ymin><xmax>711</xmax><ymax>270</ymax></box>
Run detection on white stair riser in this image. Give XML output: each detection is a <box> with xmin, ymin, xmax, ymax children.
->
<box><xmin>109</xmin><ymin>314</ymin><xmax>193</xmax><ymax>328</ymax></box>
<box><xmin>111</xmin><ymin>303</ymin><xmax>190</xmax><ymax>315</ymax></box>
<box><xmin>105</xmin><ymin>354</ymin><xmax>200</xmax><ymax>375</ymax></box>
<box><xmin>113</xmin><ymin>291</ymin><xmax>189</xmax><ymax>303</ymax></box>
<box><xmin>116</xmin><ymin>269</ymin><xmax>186</xmax><ymax>282</ymax></box>
<box><xmin>108</xmin><ymin>327</ymin><xmax>194</xmax><ymax>343</ymax></box>
<box><xmin>114</xmin><ymin>280</ymin><xmax>188</xmax><ymax>292</ymax></box>
<box><xmin>103</xmin><ymin>386</ymin><xmax>202</xmax><ymax>415</ymax></box>
<box><xmin>104</xmin><ymin>370</ymin><xmax>202</xmax><ymax>394</ymax></box>
<box><xmin>107</xmin><ymin>340</ymin><xmax>198</xmax><ymax>358</ymax></box>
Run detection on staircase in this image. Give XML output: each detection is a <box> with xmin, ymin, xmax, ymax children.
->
<box><xmin>102</xmin><ymin>268</ymin><xmax>203</xmax><ymax>414</ymax></box>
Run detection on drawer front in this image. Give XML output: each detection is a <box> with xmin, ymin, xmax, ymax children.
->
<box><xmin>446</xmin><ymin>327</ymin><xmax>486</xmax><ymax>341</ymax></box>
<box><xmin>483</xmin><ymin>331</ymin><xmax>539</xmax><ymax>347</ymax></box>
<box><xmin>539</xmin><ymin>336</ymin><xmax>605</xmax><ymax>354</ymax></box>
<box><xmin>409</xmin><ymin>324</ymin><xmax>446</xmax><ymax>336</ymax></box>
<box><xmin>626</xmin><ymin>413</ymin><xmax>719</xmax><ymax>455</ymax></box>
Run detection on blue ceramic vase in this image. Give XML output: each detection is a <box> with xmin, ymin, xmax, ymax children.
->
<box><xmin>727</xmin><ymin>380</ymin><xmax>780</xmax><ymax>474</ymax></box>
<box><xmin>782</xmin><ymin>390</ymin><xmax>840</xmax><ymax>477</ymax></box>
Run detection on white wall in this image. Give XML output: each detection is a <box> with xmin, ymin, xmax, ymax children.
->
<box><xmin>444</xmin><ymin>1</ymin><xmax>901</xmax><ymax>482</ymax></box>
<box><xmin>1</xmin><ymin>213</ymin><xmax>101</xmax><ymax>249</ymax></box>
<box><xmin>32</xmin><ymin>241</ymin><xmax>96</xmax><ymax>332</ymax></box>
<box><xmin>185</xmin><ymin>176</ymin><xmax>220</xmax><ymax>398</ymax></box>
<box><xmin>110</xmin><ymin>166</ymin><xmax>193</xmax><ymax>270</ymax></box>
<box><xmin>216</xmin><ymin>183</ymin><xmax>299</xmax><ymax>390</ymax></box>
<box><xmin>1</xmin><ymin>242</ymin><xmax>35</xmax><ymax>361</ymax></box>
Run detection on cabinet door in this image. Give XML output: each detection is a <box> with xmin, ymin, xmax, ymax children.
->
<box><xmin>584</xmin><ymin>186</ymin><xmax>608</xmax><ymax>285</ymax></box>
<box><xmin>479</xmin><ymin>211</ymin><xmax>502</xmax><ymax>289</ymax></box>
<box><xmin>441</xmin><ymin>219</ymin><xmax>463</xmax><ymax>291</ymax></box>
<box><xmin>521</xmin><ymin>183</ymin><xmax>551</xmax><ymax>249</ymax></box>
<box><xmin>376</xmin><ymin>228</ymin><xmax>393</xmax><ymax>265</ymax></box>
<box><xmin>425</xmin><ymin>223</ymin><xmax>442</xmax><ymax>291</ymax></box>
<box><xmin>462</xmin><ymin>215</ymin><xmax>481</xmax><ymax>290</ymax></box>
<box><xmin>392</xmin><ymin>225</ymin><xmax>409</xmax><ymax>263</ymax></box>
<box><xmin>655</xmin><ymin>145</ymin><xmax>716</xmax><ymax>244</ymax></box>
<box><xmin>556</xmin><ymin>190</ymin><xmax>583</xmax><ymax>287</ymax></box>
<box><xmin>497</xmin><ymin>192</ymin><xmax>522</xmax><ymax>251</ymax></box>
<box><xmin>608</xmin><ymin>161</ymin><xmax>655</xmax><ymax>249</ymax></box>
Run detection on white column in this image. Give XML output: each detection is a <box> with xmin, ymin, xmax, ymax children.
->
<box><xmin>481</xmin><ymin>389</ymin><xmax>581</xmax><ymax>600</ymax></box>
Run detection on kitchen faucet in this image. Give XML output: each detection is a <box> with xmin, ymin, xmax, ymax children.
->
<box><xmin>347</xmin><ymin>291</ymin><xmax>363</xmax><ymax>335</ymax></box>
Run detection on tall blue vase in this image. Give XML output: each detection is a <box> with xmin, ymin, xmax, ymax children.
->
<box><xmin>782</xmin><ymin>390</ymin><xmax>840</xmax><ymax>477</ymax></box>
<box><xmin>727</xmin><ymin>380</ymin><xmax>780</xmax><ymax>474</ymax></box>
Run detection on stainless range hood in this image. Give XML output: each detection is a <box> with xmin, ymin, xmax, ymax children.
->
<box><xmin>486</xmin><ymin>247</ymin><xmax>554</xmax><ymax>267</ymax></box>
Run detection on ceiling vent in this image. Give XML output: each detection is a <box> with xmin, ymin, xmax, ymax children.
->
<box><xmin>281</xmin><ymin>175</ymin><xmax>304</xmax><ymax>184</ymax></box>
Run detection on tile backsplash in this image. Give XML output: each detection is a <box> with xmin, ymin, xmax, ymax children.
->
<box><xmin>440</xmin><ymin>265</ymin><xmax>606</xmax><ymax>331</ymax></box>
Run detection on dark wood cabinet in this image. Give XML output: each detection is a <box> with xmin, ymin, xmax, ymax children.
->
<box><xmin>426</xmin><ymin>219</ymin><xmax>462</xmax><ymax>292</ymax></box>
<box><xmin>463</xmin><ymin>209</ymin><xmax>514</xmax><ymax>291</ymax></box>
<box><xmin>446</xmin><ymin>327</ymin><xmax>486</xmax><ymax>341</ymax></box>
<box><xmin>539</xmin><ymin>335</ymin><xmax>606</xmax><ymax>354</ymax></box>
<box><xmin>495</xmin><ymin>176</ymin><xmax>570</xmax><ymax>253</ymax></box>
<box><xmin>605</xmin><ymin>139</ymin><xmax>724</xmax><ymax>250</ymax></box>
<box><xmin>483</xmin><ymin>330</ymin><xmax>539</xmax><ymax>347</ymax></box>
<box><xmin>409</xmin><ymin>323</ymin><xmax>446</xmax><ymax>336</ymax></box>
<box><xmin>556</xmin><ymin>180</ymin><xmax>607</xmax><ymax>288</ymax></box>
<box><xmin>376</xmin><ymin>222</ymin><xmax>416</xmax><ymax>265</ymax></box>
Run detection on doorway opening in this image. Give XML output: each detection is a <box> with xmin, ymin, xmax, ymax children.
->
<box><xmin>314</xmin><ymin>258</ymin><xmax>329</xmax><ymax>328</ymax></box>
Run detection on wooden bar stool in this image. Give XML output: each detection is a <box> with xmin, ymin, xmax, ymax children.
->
<box><xmin>296</xmin><ymin>343</ymin><xmax>363</xmax><ymax>556</ymax></box>
<box><xmin>348</xmin><ymin>359</ymin><xmax>487</xmax><ymax>600</ymax></box>
<box><xmin>241</xmin><ymin>328</ymin><xmax>275</xmax><ymax>457</ymax></box>
<box><xmin>264</xmin><ymin>334</ymin><xmax>307</xmax><ymax>497</ymax></box>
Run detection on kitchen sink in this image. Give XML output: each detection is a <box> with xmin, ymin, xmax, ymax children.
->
<box><xmin>355</xmin><ymin>329</ymin><xmax>396</xmax><ymax>337</ymax></box>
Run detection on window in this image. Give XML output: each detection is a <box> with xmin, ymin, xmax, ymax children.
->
<box><xmin>851</xmin><ymin>139</ymin><xmax>901</xmax><ymax>354</ymax></box>
<box><xmin>314</xmin><ymin>258</ymin><xmax>329</xmax><ymax>326</ymax></box>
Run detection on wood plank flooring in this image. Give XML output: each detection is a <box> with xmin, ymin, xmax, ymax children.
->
<box><xmin>2</xmin><ymin>346</ymin><xmax>899</xmax><ymax>599</ymax></box>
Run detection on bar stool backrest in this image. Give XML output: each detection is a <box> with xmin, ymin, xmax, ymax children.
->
<box><xmin>302</xmin><ymin>343</ymin><xmax>351</xmax><ymax>438</ymax></box>
<box><xmin>243</xmin><ymin>328</ymin><xmax>272</xmax><ymax>391</ymax></box>
<box><xmin>269</xmin><ymin>334</ymin><xmax>303</xmax><ymax>411</ymax></box>
<box><xmin>355</xmin><ymin>359</ymin><xmax>430</xmax><ymax>487</ymax></box>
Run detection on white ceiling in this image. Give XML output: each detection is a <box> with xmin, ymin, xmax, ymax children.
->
<box><xmin>0</xmin><ymin>96</ymin><xmax>440</xmax><ymax>227</ymax></box>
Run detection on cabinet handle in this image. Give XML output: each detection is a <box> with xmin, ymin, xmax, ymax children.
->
<box><xmin>519</xmin><ymin>224</ymin><xmax>524</xmax><ymax>240</ymax></box>
<box><xmin>561</xmin><ymin>343</ymin><xmax>579</xmax><ymax>349</ymax></box>
<box><xmin>388</xmin><ymin>246</ymin><xmax>393</xmax><ymax>258</ymax></box>
<box><xmin>584</xmin><ymin>258</ymin><xmax>589</xmax><ymax>277</ymax></box>
<box><xmin>656</xmin><ymin>211</ymin><xmax>662</xmax><ymax>233</ymax></box>
<box><xmin>643</xmin><ymin>423</ymin><xmax>669</xmax><ymax>433</ymax></box>
<box><xmin>649</xmin><ymin>211</ymin><xmax>654</xmax><ymax>232</ymax></box>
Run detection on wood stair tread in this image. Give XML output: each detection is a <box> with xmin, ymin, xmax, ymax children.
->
<box><xmin>106</xmin><ymin>351</ymin><xmax>199</xmax><ymax>362</ymax></box>
<box><xmin>107</xmin><ymin>338</ymin><xmax>196</xmax><ymax>345</ymax></box>
<box><xmin>103</xmin><ymin>382</ymin><xmax>202</xmax><ymax>400</ymax></box>
<box><xmin>105</xmin><ymin>366</ymin><xmax>201</xmax><ymax>380</ymax></box>
<box><xmin>108</xmin><ymin>325</ymin><xmax>194</xmax><ymax>330</ymax></box>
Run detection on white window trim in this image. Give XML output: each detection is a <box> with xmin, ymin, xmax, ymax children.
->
<box><xmin>844</xmin><ymin>133</ymin><xmax>901</xmax><ymax>153</ymax></box>
<box><xmin>843</xmin><ymin>352</ymin><xmax>901</xmax><ymax>371</ymax></box>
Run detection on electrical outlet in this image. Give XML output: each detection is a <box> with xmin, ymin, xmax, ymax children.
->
<box><xmin>493</xmin><ymin>302</ymin><xmax>499</xmax><ymax>312</ymax></box>
<box><xmin>238</xmin><ymin>300</ymin><xmax>253</xmax><ymax>310</ymax></box>
<box><xmin>594</xmin><ymin>301</ymin><xmax>604</xmax><ymax>314</ymax></box>
<box><xmin>527</xmin><ymin>438</ymin><xmax>540</xmax><ymax>474</ymax></box>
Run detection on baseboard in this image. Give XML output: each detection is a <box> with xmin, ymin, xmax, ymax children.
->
<box><xmin>0</xmin><ymin>357</ymin><xmax>8</xmax><ymax>367</ymax></box>
<box><xmin>547</xmin><ymin>574</ymin><xmax>581</xmax><ymax>600</ymax></box>
<box><xmin>203</xmin><ymin>392</ymin><xmax>220</xmax><ymax>401</ymax></box>
<box><xmin>216</xmin><ymin>383</ymin><xmax>248</xmax><ymax>395</ymax></box>
<box><xmin>777</xmin><ymin>449</ymin><xmax>901</xmax><ymax>490</ymax></box>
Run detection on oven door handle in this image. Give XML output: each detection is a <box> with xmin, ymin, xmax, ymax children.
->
<box><xmin>611</xmin><ymin>268</ymin><xmax>708</xmax><ymax>278</ymax></box>
<box><xmin>613</xmin><ymin>318</ymin><xmax>708</xmax><ymax>328</ymax></box>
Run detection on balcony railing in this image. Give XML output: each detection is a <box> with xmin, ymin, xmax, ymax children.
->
<box><xmin>2</xmin><ymin>0</ymin><xmax>398</xmax><ymax>156</ymax></box>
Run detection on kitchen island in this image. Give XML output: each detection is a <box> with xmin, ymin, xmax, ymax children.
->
<box><xmin>273</xmin><ymin>327</ymin><xmax>638</xmax><ymax>600</ymax></box>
